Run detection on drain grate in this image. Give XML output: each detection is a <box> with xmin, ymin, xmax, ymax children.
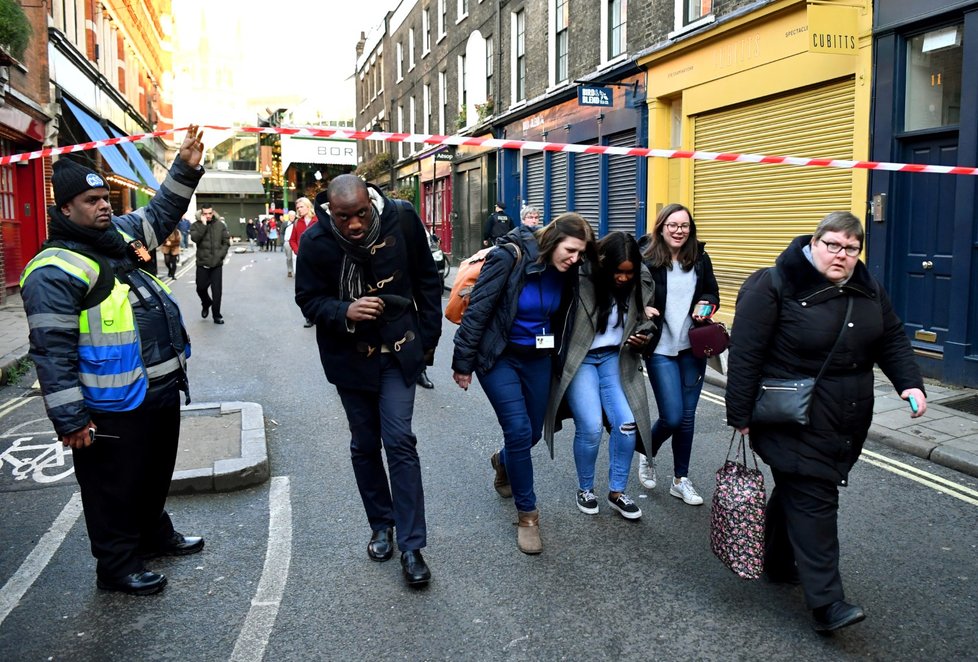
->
<box><xmin>941</xmin><ymin>394</ymin><xmax>978</xmax><ymax>416</ymax></box>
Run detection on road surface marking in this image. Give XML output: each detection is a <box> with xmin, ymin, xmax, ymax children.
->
<box><xmin>0</xmin><ymin>492</ymin><xmax>82</xmax><ymax>626</ymax></box>
<box><xmin>862</xmin><ymin>450</ymin><xmax>978</xmax><ymax>506</ymax></box>
<box><xmin>700</xmin><ymin>390</ymin><xmax>726</xmax><ymax>406</ymax></box>
<box><xmin>0</xmin><ymin>395</ymin><xmax>37</xmax><ymax>420</ymax></box>
<box><xmin>230</xmin><ymin>476</ymin><xmax>292</xmax><ymax>662</ymax></box>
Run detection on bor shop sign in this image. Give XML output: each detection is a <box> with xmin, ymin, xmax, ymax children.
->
<box><xmin>578</xmin><ymin>85</ymin><xmax>613</xmax><ymax>107</ymax></box>
<box><xmin>281</xmin><ymin>135</ymin><xmax>358</xmax><ymax>171</ymax></box>
<box><xmin>807</xmin><ymin>4</ymin><xmax>858</xmax><ymax>55</ymax></box>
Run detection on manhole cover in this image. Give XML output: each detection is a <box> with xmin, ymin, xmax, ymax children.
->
<box><xmin>941</xmin><ymin>394</ymin><xmax>978</xmax><ymax>416</ymax></box>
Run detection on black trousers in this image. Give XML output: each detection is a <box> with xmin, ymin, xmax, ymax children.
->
<box><xmin>196</xmin><ymin>264</ymin><xmax>223</xmax><ymax>318</ymax></box>
<box><xmin>336</xmin><ymin>356</ymin><xmax>426</xmax><ymax>551</ymax></box>
<box><xmin>164</xmin><ymin>253</ymin><xmax>178</xmax><ymax>277</ymax></box>
<box><xmin>72</xmin><ymin>403</ymin><xmax>180</xmax><ymax>580</ymax></box>
<box><xmin>766</xmin><ymin>469</ymin><xmax>844</xmax><ymax>609</ymax></box>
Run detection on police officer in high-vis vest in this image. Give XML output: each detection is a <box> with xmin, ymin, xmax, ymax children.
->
<box><xmin>20</xmin><ymin>126</ymin><xmax>206</xmax><ymax>595</ymax></box>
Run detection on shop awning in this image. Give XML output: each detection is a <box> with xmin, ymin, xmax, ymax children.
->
<box><xmin>109</xmin><ymin>127</ymin><xmax>160</xmax><ymax>191</ymax></box>
<box><xmin>61</xmin><ymin>97</ymin><xmax>141</xmax><ymax>186</ymax></box>
<box><xmin>196</xmin><ymin>171</ymin><xmax>265</xmax><ymax>195</ymax></box>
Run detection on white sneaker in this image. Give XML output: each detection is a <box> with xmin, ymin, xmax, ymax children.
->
<box><xmin>669</xmin><ymin>477</ymin><xmax>704</xmax><ymax>506</ymax></box>
<box><xmin>638</xmin><ymin>455</ymin><xmax>657</xmax><ymax>489</ymax></box>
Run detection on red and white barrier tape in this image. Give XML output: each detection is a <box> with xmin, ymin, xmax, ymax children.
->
<box><xmin>3</xmin><ymin>124</ymin><xmax>976</xmax><ymax>176</ymax></box>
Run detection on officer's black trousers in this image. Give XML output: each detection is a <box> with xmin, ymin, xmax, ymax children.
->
<box><xmin>73</xmin><ymin>403</ymin><xmax>180</xmax><ymax>580</ymax></box>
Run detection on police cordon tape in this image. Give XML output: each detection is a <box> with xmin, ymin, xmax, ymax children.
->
<box><xmin>3</xmin><ymin>124</ymin><xmax>977</xmax><ymax>176</ymax></box>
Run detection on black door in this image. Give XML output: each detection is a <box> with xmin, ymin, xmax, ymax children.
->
<box><xmin>892</xmin><ymin>132</ymin><xmax>958</xmax><ymax>352</ymax></box>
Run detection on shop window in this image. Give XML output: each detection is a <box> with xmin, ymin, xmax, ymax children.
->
<box><xmin>905</xmin><ymin>25</ymin><xmax>963</xmax><ymax>131</ymax></box>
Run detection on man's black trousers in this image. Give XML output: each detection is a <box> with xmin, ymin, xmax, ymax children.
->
<box><xmin>196</xmin><ymin>264</ymin><xmax>223</xmax><ymax>318</ymax></box>
<box><xmin>73</xmin><ymin>403</ymin><xmax>180</xmax><ymax>581</ymax></box>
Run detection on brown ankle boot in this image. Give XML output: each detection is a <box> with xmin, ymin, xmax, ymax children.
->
<box><xmin>491</xmin><ymin>452</ymin><xmax>512</xmax><ymax>498</ymax></box>
<box><xmin>516</xmin><ymin>509</ymin><xmax>542</xmax><ymax>554</ymax></box>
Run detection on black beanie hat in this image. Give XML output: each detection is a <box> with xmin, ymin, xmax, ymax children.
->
<box><xmin>53</xmin><ymin>159</ymin><xmax>107</xmax><ymax>208</ymax></box>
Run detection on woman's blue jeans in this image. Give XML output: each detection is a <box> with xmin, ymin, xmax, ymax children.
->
<box><xmin>566</xmin><ymin>349</ymin><xmax>637</xmax><ymax>493</ymax></box>
<box><xmin>645</xmin><ymin>350</ymin><xmax>706</xmax><ymax>478</ymax></box>
<box><xmin>477</xmin><ymin>350</ymin><xmax>552</xmax><ymax>512</ymax></box>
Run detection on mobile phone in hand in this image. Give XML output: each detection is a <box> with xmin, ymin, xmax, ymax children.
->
<box><xmin>908</xmin><ymin>395</ymin><xmax>919</xmax><ymax>414</ymax></box>
<box><xmin>695</xmin><ymin>303</ymin><xmax>715</xmax><ymax>318</ymax></box>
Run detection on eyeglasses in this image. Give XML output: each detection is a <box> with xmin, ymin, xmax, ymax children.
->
<box><xmin>819</xmin><ymin>239</ymin><xmax>861</xmax><ymax>257</ymax></box>
<box><xmin>663</xmin><ymin>222</ymin><xmax>691</xmax><ymax>233</ymax></box>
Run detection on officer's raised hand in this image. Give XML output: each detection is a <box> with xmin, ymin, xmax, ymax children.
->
<box><xmin>179</xmin><ymin>124</ymin><xmax>205</xmax><ymax>168</ymax></box>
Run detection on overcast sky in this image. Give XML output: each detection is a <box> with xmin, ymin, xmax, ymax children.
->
<box><xmin>171</xmin><ymin>0</ymin><xmax>395</xmax><ymax>127</ymax></box>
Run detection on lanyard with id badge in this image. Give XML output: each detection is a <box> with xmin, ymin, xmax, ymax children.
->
<box><xmin>534</xmin><ymin>275</ymin><xmax>556</xmax><ymax>350</ymax></box>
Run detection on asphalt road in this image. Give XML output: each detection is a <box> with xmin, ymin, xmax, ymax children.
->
<box><xmin>1</xmin><ymin>246</ymin><xmax>975</xmax><ymax>661</ymax></box>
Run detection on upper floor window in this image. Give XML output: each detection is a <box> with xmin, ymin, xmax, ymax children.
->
<box><xmin>409</xmin><ymin>28</ymin><xmax>416</xmax><ymax>69</ymax></box>
<box><xmin>514</xmin><ymin>10</ymin><xmax>526</xmax><ymax>101</ymax></box>
<box><xmin>457</xmin><ymin>0</ymin><xmax>469</xmax><ymax>21</ymax></box>
<box><xmin>423</xmin><ymin>83</ymin><xmax>432</xmax><ymax>134</ymax></box>
<box><xmin>422</xmin><ymin>8</ymin><xmax>431</xmax><ymax>54</ymax></box>
<box><xmin>439</xmin><ymin>70</ymin><xmax>448</xmax><ymax>133</ymax></box>
<box><xmin>905</xmin><ymin>24</ymin><xmax>963</xmax><ymax>131</ymax></box>
<box><xmin>555</xmin><ymin>0</ymin><xmax>569</xmax><ymax>83</ymax></box>
<box><xmin>438</xmin><ymin>0</ymin><xmax>447</xmax><ymax>39</ymax></box>
<box><xmin>683</xmin><ymin>0</ymin><xmax>712</xmax><ymax>26</ymax></box>
<box><xmin>486</xmin><ymin>35</ymin><xmax>494</xmax><ymax>98</ymax></box>
<box><xmin>607</xmin><ymin>0</ymin><xmax>626</xmax><ymax>60</ymax></box>
<box><xmin>396</xmin><ymin>42</ymin><xmax>404</xmax><ymax>81</ymax></box>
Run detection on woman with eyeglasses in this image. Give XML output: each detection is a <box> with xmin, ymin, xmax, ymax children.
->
<box><xmin>635</xmin><ymin>203</ymin><xmax>720</xmax><ymax>506</ymax></box>
<box><xmin>725</xmin><ymin>211</ymin><xmax>926</xmax><ymax>632</ymax></box>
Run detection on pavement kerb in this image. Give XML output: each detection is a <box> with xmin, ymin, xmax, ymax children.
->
<box><xmin>704</xmin><ymin>367</ymin><xmax>978</xmax><ymax>479</ymax></box>
<box><xmin>172</xmin><ymin>401</ymin><xmax>269</xmax><ymax>494</ymax></box>
<box><xmin>0</xmin><ymin>343</ymin><xmax>31</xmax><ymax>385</ymax></box>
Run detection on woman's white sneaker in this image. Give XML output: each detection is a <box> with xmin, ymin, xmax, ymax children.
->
<box><xmin>638</xmin><ymin>455</ymin><xmax>657</xmax><ymax>489</ymax></box>
<box><xmin>669</xmin><ymin>477</ymin><xmax>704</xmax><ymax>505</ymax></box>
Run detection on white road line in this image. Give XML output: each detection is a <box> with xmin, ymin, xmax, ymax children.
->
<box><xmin>0</xmin><ymin>492</ymin><xmax>82</xmax><ymax>626</ymax></box>
<box><xmin>230</xmin><ymin>476</ymin><xmax>293</xmax><ymax>662</ymax></box>
<box><xmin>0</xmin><ymin>395</ymin><xmax>38</xmax><ymax>420</ymax></box>
<box><xmin>694</xmin><ymin>391</ymin><xmax>977</xmax><ymax>506</ymax></box>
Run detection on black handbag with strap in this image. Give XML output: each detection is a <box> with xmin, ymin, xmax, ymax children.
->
<box><xmin>751</xmin><ymin>277</ymin><xmax>853</xmax><ymax>427</ymax></box>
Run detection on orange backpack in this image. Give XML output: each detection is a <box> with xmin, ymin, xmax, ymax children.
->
<box><xmin>444</xmin><ymin>244</ymin><xmax>521</xmax><ymax>324</ymax></box>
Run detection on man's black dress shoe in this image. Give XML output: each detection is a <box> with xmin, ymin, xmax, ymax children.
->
<box><xmin>812</xmin><ymin>600</ymin><xmax>865</xmax><ymax>632</ymax></box>
<box><xmin>367</xmin><ymin>528</ymin><xmax>394</xmax><ymax>561</ymax></box>
<box><xmin>213</xmin><ymin>317</ymin><xmax>225</xmax><ymax>324</ymax></box>
<box><xmin>201</xmin><ymin>304</ymin><xmax>210</xmax><ymax>319</ymax></box>
<box><xmin>142</xmin><ymin>531</ymin><xmax>205</xmax><ymax>558</ymax></box>
<box><xmin>416</xmin><ymin>370</ymin><xmax>434</xmax><ymax>389</ymax></box>
<box><xmin>97</xmin><ymin>570</ymin><xmax>167</xmax><ymax>595</ymax></box>
<box><xmin>400</xmin><ymin>550</ymin><xmax>431</xmax><ymax>587</ymax></box>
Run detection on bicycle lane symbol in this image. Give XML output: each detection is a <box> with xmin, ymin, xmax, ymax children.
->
<box><xmin>0</xmin><ymin>417</ymin><xmax>75</xmax><ymax>487</ymax></box>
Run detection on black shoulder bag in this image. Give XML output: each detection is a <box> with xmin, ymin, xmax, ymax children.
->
<box><xmin>751</xmin><ymin>290</ymin><xmax>853</xmax><ymax>427</ymax></box>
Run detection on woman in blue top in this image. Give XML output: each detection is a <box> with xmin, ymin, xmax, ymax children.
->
<box><xmin>637</xmin><ymin>203</ymin><xmax>720</xmax><ymax>506</ymax></box>
<box><xmin>452</xmin><ymin>213</ymin><xmax>594</xmax><ymax>554</ymax></box>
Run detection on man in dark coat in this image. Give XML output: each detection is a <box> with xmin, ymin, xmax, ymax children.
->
<box><xmin>190</xmin><ymin>206</ymin><xmax>230</xmax><ymax>323</ymax></box>
<box><xmin>725</xmin><ymin>211</ymin><xmax>926</xmax><ymax>632</ymax></box>
<box><xmin>294</xmin><ymin>174</ymin><xmax>442</xmax><ymax>588</ymax></box>
<box><xmin>482</xmin><ymin>201</ymin><xmax>513</xmax><ymax>247</ymax></box>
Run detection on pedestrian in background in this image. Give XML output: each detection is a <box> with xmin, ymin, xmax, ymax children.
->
<box><xmin>636</xmin><ymin>203</ymin><xmax>720</xmax><ymax>506</ymax></box>
<box><xmin>544</xmin><ymin>231</ymin><xmax>654</xmax><ymax>520</ymax></box>
<box><xmin>725</xmin><ymin>211</ymin><xmax>927</xmax><ymax>632</ymax></box>
<box><xmin>178</xmin><ymin>216</ymin><xmax>191</xmax><ymax>249</ymax></box>
<box><xmin>290</xmin><ymin>197</ymin><xmax>318</xmax><ymax>327</ymax></box>
<box><xmin>483</xmin><ymin>200</ymin><xmax>513</xmax><ymax>247</ymax></box>
<box><xmin>283</xmin><ymin>210</ymin><xmax>296</xmax><ymax>277</ymax></box>
<box><xmin>521</xmin><ymin>205</ymin><xmax>542</xmax><ymax>229</ymax></box>
<box><xmin>246</xmin><ymin>218</ymin><xmax>257</xmax><ymax>249</ymax></box>
<box><xmin>161</xmin><ymin>227</ymin><xmax>182</xmax><ymax>279</ymax></box>
<box><xmin>452</xmin><ymin>213</ymin><xmax>594</xmax><ymax>554</ymax></box>
<box><xmin>257</xmin><ymin>217</ymin><xmax>268</xmax><ymax>251</ymax></box>
<box><xmin>19</xmin><ymin>126</ymin><xmax>206</xmax><ymax>596</ymax></box>
<box><xmin>295</xmin><ymin>174</ymin><xmax>442</xmax><ymax>588</ymax></box>
<box><xmin>191</xmin><ymin>205</ymin><xmax>230</xmax><ymax>324</ymax></box>
<box><xmin>267</xmin><ymin>216</ymin><xmax>279</xmax><ymax>251</ymax></box>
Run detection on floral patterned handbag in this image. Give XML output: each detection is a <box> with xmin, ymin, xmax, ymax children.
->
<box><xmin>710</xmin><ymin>431</ymin><xmax>767</xmax><ymax>580</ymax></box>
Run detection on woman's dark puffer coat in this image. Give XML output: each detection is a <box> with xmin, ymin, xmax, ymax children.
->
<box><xmin>725</xmin><ymin>235</ymin><xmax>924</xmax><ymax>485</ymax></box>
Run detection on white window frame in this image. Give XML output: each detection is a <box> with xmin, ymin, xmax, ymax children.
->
<box><xmin>396</xmin><ymin>42</ymin><xmax>404</xmax><ymax>82</ymax></box>
<box><xmin>397</xmin><ymin>104</ymin><xmax>405</xmax><ymax>160</ymax></box>
<box><xmin>511</xmin><ymin>10</ymin><xmax>526</xmax><ymax>104</ymax></box>
<box><xmin>423</xmin><ymin>83</ymin><xmax>431</xmax><ymax>135</ymax></box>
<box><xmin>438</xmin><ymin>0</ymin><xmax>447</xmax><ymax>41</ymax></box>
<box><xmin>670</xmin><ymin>0</ymin><xmax>715</xmax><ymax>38</ymax></box>
<box><xmin>439</xmin><ymin>70</ymin><xmax>447</xmax><ymax>134</ymax></box>
<box><xmin>422</xmin><ymin>8</ymin><xmax>431</xmax><ymax>56</ymax></box>
<box><xmin>601</xmin><ymin>0</ymin><xmax>628</xmax><ymax>65</ymax></box>
<box><xmin>457</xmin><ymin>53</ymin><xmax>467</xmax><ymax>128</ymax></box>
<box><xmin>457</xmin><ymin>0</ymin><xmax>469</xmax><ymax>24</ymax></box>
<box><xmin>551</xmin><ymin>0</ymin><xmax>569</xmax><ymax>85</ymax></box>
<box><xmin>409</xmin><ymin>29</ymin><xmax>416</xmax><ymax>70</ymax></box>
<box><xmin>409</xmin><ymin>96</ymin><xmax>417</xmax><ymax>153</ymax></box>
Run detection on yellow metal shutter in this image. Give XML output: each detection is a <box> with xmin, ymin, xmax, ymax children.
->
<box><xmin>692</xmin><ymin>78</ymin><xmax>855</xmax><ymax>321</ymax></box>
